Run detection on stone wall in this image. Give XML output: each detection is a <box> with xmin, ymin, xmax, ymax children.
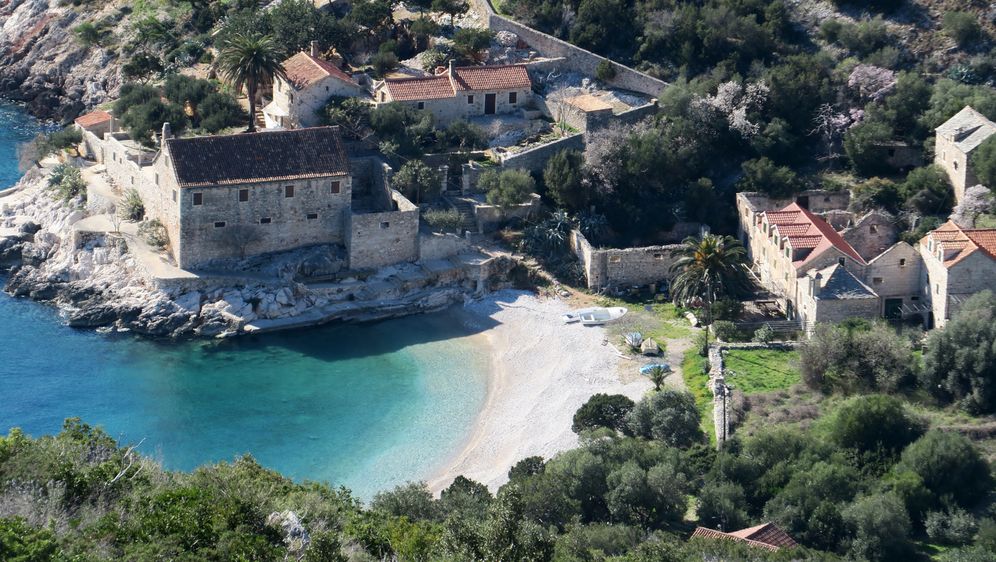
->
<box><xmin>270</xmin><ymin>73</ymin><xmax>365</xmax><ymax>129</ymax></box>
<box><xmin>374</xmin><ymin>83</ymin><xmax>531</xmax><ymax>125</ymax></box>
<box><xmin>101</xmin><ymin>133</ymin><xmax>153</xmax><ymax>192</ymax></box>
<box><xmin>418</xmin><ymin>231</ymin><xmax>471</xmax><ymax>262</ymax></box>
<box><xmin>841</xmin><ymin>211</ymin><xmax>899</xmax><ymax>262</ymax></box>
<box><xmin>495</xmin><ymin>133</ymin><xmax>584</xmax><ymax>174</ymax></box>
<box><xmin>569</xmin><ymin>229</ymin><xmax>685</xmax><ymax>290</ymax></box>
<box><xmin>936</xmin><ymin>133</ymin><xmax>973</xmax><ymax>203</ymax></box>
<box><xmin>474</xmin><ymin>193</ymin><xmax>541</xmax><ymax>231</ymax></box>
<box><xmin>864</xmin><ymin>242</ymin><xmax>922</xmax><ymax>306</ymax></box>
<box><xmin>347</xmin><ymin>189</ymin><xmax>420</xmax><ymax>270</ymax></box>
<box><xmin>489</xmin><ymin>15</ymin><xmax>667</xmax><ymax>98</ymax></box>
<box><xmin>175</xmin><ymin>175</ymin><xmax>352</xmax><ymax>269</ymax></box>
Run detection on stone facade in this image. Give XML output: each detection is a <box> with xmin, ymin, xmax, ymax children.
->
<box><xmin>841</xmin><ymin>211</ymin><xmax>899</xmax><ymax>262</ymax></box>
<box><xmin>347</xmin><ymin>189</ymin><xmax>419</xmax><ymax>270</ymax></box>
<box><xmin>935</xmin><ymin>106</ymin><xmax>996</xmax><ymax>203</ymax></box>
<box><xmin>264</xmin><ymin>47</ymin><xmax>365</xmax><ymax>129</ymax></box>
<box><xmin>919</xmin><ymin>222</ymin><xmax>996</xmax><ymax>327</ymax></box>
<box><xmin>569</xmin><ymin>229</ymin><xmax>689</xmax><ymax>290</ymax></box>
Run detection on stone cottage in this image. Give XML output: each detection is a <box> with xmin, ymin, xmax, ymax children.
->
<box><xmin>372</xmin><ymin>62</ymin><xmax>532</xmax><ymax>124</ymax></box>
<box><xmin>263</xmin><ymin>43</ymin><xmax>366</xmax><ymax>129</ymax></box>
<box><xmin>935</xmin><ymin>105</ymin><xmax>996</xmax><ymax>203</ymax></box>
<box><xmin>919</xmin><ymin>221</ymin><xmax>996</xmax><ymax>327</ymax></box>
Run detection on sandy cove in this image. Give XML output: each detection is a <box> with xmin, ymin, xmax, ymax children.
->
<box><xmin>428</xmin><ymin>290</ymin><xmax>652</xmax><ymax>493</ymax></box>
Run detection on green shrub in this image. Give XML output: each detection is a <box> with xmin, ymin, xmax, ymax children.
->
<box><xmin>711</xmin><ymin>320</ymin><xmax>742</xmax><ymax>342</ymax></box>
<box><xmin>423</xmin><ymin>208</ymin><xmax>462</xmax><ymax>232</ymax></box>
<box><xmin>572</xmin><ymin>393</ymin><xmax>635</xmax><ymax>434</ymax></box>
<box><xmin>752</xmin><ymin>324</ymin><xmax>774</xmax><ymax>343</ymax></box>
<box><xmin>624</xmin><ymin>390</ymin><xmax>703</xmax><ymax>447</ymax></box>
<box><xmin>925</xmin><ymin>508</ymin><xmax>978</xmax><ymax>546</ymax></box>
<box><xmin>49</xmin><ymin>164</ymin><xmax>86</xmax><ymax>203</ymax></box>
<box><xmin>823</xmin><ymin>395</ymin><xmax>925</xmax><ymax>459</ymax></box>
<box><xmin>139</xmin><ymin>219</ymin><xmax>169</xmax><ymax>249</ymax></box>
<box><xmin>392</xmin><ymin>160</ymin><xmax>441</xmax><ymax>204</ymax></box>
<box><xmin>596</xmin><ymin>59</ymin><xmax>617</xmax><ymax>82</ymax></box>
<box><xmin>482</xmin><ymin>169</ymin><xmax>535</xmax><ymax>210</ymax></box>
<box><xmin>120</xmin><ymin>188</ymin><xmax>145</xmax><ymax>221</ymax></box>
<box><xmin>896</xmin><ymin>430</ymin><xmax>991</xmax><ymax>511</ymax></box>
<box><xmin>943</xmin><ymin>11</ymin><xmax>984</xmax><ymax>48</ymax></box>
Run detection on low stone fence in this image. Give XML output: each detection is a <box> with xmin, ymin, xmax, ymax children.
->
<box><xmin>474</xmin><ymin>193</ymin><xmax>541</xmax><ymax>231</ymax></box>
<box><xmin>347</xmin><ymin>190</ymin><xmax>420</xmax><ymax>270</ymax></box>
<box><xmin>489</xmin><ymin>14</ymin><xmax>667</xmax><ymax>98</ymax></box>
<box><xmin>418</xmin><ymin>231</ymin><xmax>471</xmax><ymax>262</ymax></box>
<box><xmin>494</xmin><ymin>133</ymin><xmax>584</xmax><ymax>174</ymax></box>
<box><xmin>707</xmin><ymin>342</ymin><xmax>800</xmax><ymax>446</ymax></box>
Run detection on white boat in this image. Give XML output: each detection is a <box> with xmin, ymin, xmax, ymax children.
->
<box><xmin>562</xmin><ymin>307</ymin><xmax>596</xmax><ymax>323</ymax></box>
<box><xmin>579</xmin><ymin>307</ymin><xmax>628</xmax><ymax>326</ymax></box>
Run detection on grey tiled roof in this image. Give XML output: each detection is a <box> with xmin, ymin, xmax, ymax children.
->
<box><xmin>165</xmin><ymin>127</ymin><xmax>350</xmax><ymax>188</ymax></box>
<box><xmin>815</xmin><ymin>264</ymin><xmax>877</xmax><ymax>300</ymax></box>
<box><xmin>936</xmin><ymin>106</ymin><xmax>996</xmax><ymax>153</ymax></box>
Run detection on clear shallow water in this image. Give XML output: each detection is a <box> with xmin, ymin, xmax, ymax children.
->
<box><xmin>0</xmin><ymin>103</ymin><xmax>490</xmax><ymax>499</ymax></box>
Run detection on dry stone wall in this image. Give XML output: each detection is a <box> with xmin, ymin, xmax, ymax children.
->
<box><xmin>347</xmin><ymin>190</ymin><xmax>419</xmax><ymax>270</ymax></box>
<box><xmin>569</xmin><ymin>229</ymin><xmax>686</xmax><ymax>290</ymax></box>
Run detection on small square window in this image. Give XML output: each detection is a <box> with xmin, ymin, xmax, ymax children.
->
<box><xmin>899</xmin><ymin>258</ymin><xmax>906</xmax><ymax>267</ymax></box>
<box><xmin>873</xmin><ymin>277</ymin><xmax>883</xmax><ymax>284</ymax></box>
<box><xmin>911</xmin><ymin>296</ymin><xmax>919</xmax><ymax>301</ymax></box>
<box><xmin>239</xmin><ymin>189</ymin><xmax>249</xmax><ymax>202</ymax></box>
<box><xmin>330</xmin><ymin>181</ymin><xmax>341</xmax><ymax>194</ymax></box>
<box><xmin>824</xmin><ymin>196</ymin><xmax>831</xmax><ymax>202</ymax></box>
<box><xmin>954</xmin><ymin>161</ymin><xmax>959</xmax><ymax>170</ymax></box>
<box><xmin>214</xmin><ymin>221</ymin><xmax>226</xmax><ymax>228</ymax></box>
<box><xmin>838</xmin><ymin>257</ymin><xmax>845</xmax><ymax>266</ymax></box>
<box><xmin>509</xmin><ymin>92</ymin><xmax>517</xmax><ymax>104</ymax></box>
<box><xmin>285</xmin><ymin>185</ymin><xmax>295</xmax><ymax>198</ymax></box>
<box><xmin>307</xmin><ymin>213</ymin><xmax>318</xmax><ymax>220</ymax></box>
<box><xmin>260</xmin><ymin>217</ymin><xmax>272</xmax><ymax>224</ymax></box>
<box><xmin>869</xmin><ymin>225</ymin><xmax>878</xmax><ymax>234</ymax></box>
<box><xmin>325</xmin><ymin>86</ymin><xmax>329</xmax><ymax>92</ymax></box>
<box><xmin>380</xmin><ymin>221</ymin><xmax>390</xmax><ymax>229</ymax></box>
<box><xmin>417</xmin><ymin>102</ymin><xmax>424</xmax><ymax>110</ymax></box>
<box><xmin>193</xmin><ymin>192</ymin><xmax>203</xmax><ymax>205</ymax></box>
<box><xmin>467</xmin><ymin>95</ymin><xmax>474</xmax><ymax>104</ymax></box>
<box><xmin>609</xmin><ymin>256</ymin><xmax>622</xmax><ymax>264</ymax></box>
<box><xmin>653</xmin><ymin>254</ymin><xmax>663</xmax><ymax>260</ymax></box>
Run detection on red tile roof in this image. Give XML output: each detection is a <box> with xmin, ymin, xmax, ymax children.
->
<box><xmin>384</xmin><ymin>75</ymin><xmax>455</xmax><ymax>101</ymax></box>
<box><xmin>762</xmin><ymin>203</ymin><xmax>866</xmax><ymax>269</ymax></box>
<box><xmin>74</xmin><ymin>110</ymin><xmax>112</xmax><ymax>128</ymax></box>
<box><xmin>691</xmin><ymin>523</ymin><xmax>797</xmax><ymax>551</ymax></box>
<box><xmin>922</xmin><ymin>221</ymin><xmax>996</xmax><ymax>267</ymax></box>
<box><xmin>283</xmin><ymin>52</ymin><xmax>355</xmax><ymax>90</ymax></box>
<box><xmin>452</xmin><ymin>64</ymin><xmax>531</xmax><ymax>91</ymax></box>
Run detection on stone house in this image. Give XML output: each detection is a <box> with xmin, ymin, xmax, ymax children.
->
<box><xmin>935</xmin><ymin>106</ymin><xmax>996</xmax><ymax>203</ymax></box>
<box><xmin>263</xmin><ymin>44</ymin><xmax>365</xmax><ymax>129</ymax></box>
<box><xmin>919</xmin><ymin>221</ymin><xmax>996</xmax><ymax>327</ymax></box>
<box><xmin>372</xmin><ymin>62</ymin><xmax>532</xmax><ymax>124</ymax></box>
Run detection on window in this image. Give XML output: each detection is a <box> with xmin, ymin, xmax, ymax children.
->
<box><xmin>239</xmin><ymin>189</ymin><xmax>249</xmax><ymax>202</ymax></box>
<box><xmin>653</xmin><ymin>254</ymin><xmax>664</xmax><ymax>260</ymax></box>
<box><xmin>936</xmin><ymin>284</ymin><xmax>940</xmax><ymax>294</ymax></box>
<box><xmin>609</xmin><ymin>256</ymin><xmax>622</xmax><ymax>263</ymax></box>
<box><xmin>954</xmin><ymin>161</ymin><xmax>959</xmax><ymax>170</ymax></box>
<box><xmin>172</xmin><ymin>190</ymin><xmax>177</xmax><ymax>202</ymax></box>
<box><xmin>838</xmin><ymin>257</ymin><xmax>846</xmax><ymax>266</ymax></box>
<box><xmin>900</xmin><ymin>258</ymin><xmax>907</xmax><ymax>267</ymax></box>
<box><xmin>785</xmin><ymin>248</ymin><xmax>790</xmax><ymax>258</ymax></box>
<box><xmin>307</xmin><ymin>213</ymin><xmax>318</xmax><ymax>220</ymax></box>
<box><xmin>467</xmin><ymin>95</ymin><xmax>474</xmax><ymax>104</ymax></box>
<box><xmin>824</xmin><ymin>196</ymin><xmax>831</xmax><ymax>202</ymax></box>
<box><xmin>928</xmin><ymin>240</ymin><xmax>934</xmax><ymax>251</ymax></box>
<box><xmin>285</xmin><ymin>185</ymin><xmax>295</xmax><ymax>198</ymax></box>
<box><xmin>869</xmin><ymin>225</ymin><xmax>878</xmax><ymax>234</ymax></box>
<box><xmin>509</xmin><ymin>92</ymin><xmax>518</xmax><ymax>104</ymax></box>
<box><xmin>260</xmin><ymin>217</ymin><xmax>272</xmax><ymax>224</ymax></box>
<box><xmin>289</xmin><ymin>93</ymin><xmax>294</xmax><ymax>103</ymax></box>
<box><xmin>325</xmin><ymin>86</ymin><xmax>329</xmax><ymax>92</ymax></box>
<box><xmin>417</xmin><ymin>102</ymin><xmax>425</xmax><ymax>110</ymax></box>
<box><xmin>155</xmin><ymin>173</ymin><xmax>159</xmax><ymax>186</ymax></box>
<box><xmin>887</xmin><ymin>148</ymin><xmax>896</xmax><ymax>157</ymax></box>
<box><xmin>214</xmin><ymin>221</ymin><xmax>226</xmax><ymax>228</ymax></box>
<box><xmin>380</xmin><ymin>221</ymin><xmax>390</xmax><ymax>229</ymax></box>
<box><xmin>130</xmin><ymin>177</ymin><xmax>134</xmax><ymax>185</ymax></box>
<box><xmin>911</xmin><ymin>296</ymin><xmax>919</xmax><ymax>301</ymax></box>
<box><xmin>193</xmin><ymin>192</ymin><xmax>203</xmax><ymax>206</ymax></box>
<box><xmin>873</xmin><ymin>277</ymin><xmax>883</xmax><ymax>284</ymax></box>
<box><xmin>330</xmin><ymin>181</ymin><xmax>341</xmax><ymax>194</ymax></box>
<box><xmin>380</xmin><ymin>92</ymin><xmax>386</xmax><ymax>102</ymax></box>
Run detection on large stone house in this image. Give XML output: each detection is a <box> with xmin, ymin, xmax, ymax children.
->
<box><xmin>935</xmin><ymin>105</ymin><xmax>996</xmax><ymax>202</ymax></box>
<box><xmin>372</xmin><ymin>62</ymin><xmax>532</xmax><ymax>124</ymax></box>
<box><xmin>739</xmin><ymin>190</ymin><xmax>996</xmax><ymax>331</ymax></box>
<box><xmin>263</xmin><ymin>44</ymin><xmax>365</xmax><ymax>129</ymax></box>
<box><xmin>919</xmin><ymin>221</ymin><xmax>996</xmax><ymax>326</ymax></box>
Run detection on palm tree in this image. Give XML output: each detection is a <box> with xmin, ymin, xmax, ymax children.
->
<box><xmin>214</xmin><ymin>33</ymin><xmax>286</xmax><ymax>133</ymax></box>
<box><xmin>669</xmin><ymin>234</ymin><xmax>751</xmax><ymax>353</ymax></box>
<box><xmin>647</xmin><ymin>365</ymin><xmax>669</xmax><ymax>391</ymax></box>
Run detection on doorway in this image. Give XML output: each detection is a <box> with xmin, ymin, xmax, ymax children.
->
<box><xmin>484</xmin><ymin>93</ymin><xmax>496</xmax><ymax>115</ymax></box>
<box><xmin>884</xmin><ymin>298</ymin><xmax>903</xmax><ymax>319</ymax></box>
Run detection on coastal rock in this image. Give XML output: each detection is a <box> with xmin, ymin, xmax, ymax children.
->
<box><xmin>266</xmin><ymin>510</ymin><xmax>310</xmax><ymax>554</ymax></box>
<box><xmin>275</xmin><ymin>286</ymin><xmax>294</xmax><ymax>306</ymax></box>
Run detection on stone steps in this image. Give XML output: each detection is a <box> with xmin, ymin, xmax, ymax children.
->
<box><xmin>444</xmin><ymin>195</ymin><xmax>478</xmax><ymax>233</ymax></box>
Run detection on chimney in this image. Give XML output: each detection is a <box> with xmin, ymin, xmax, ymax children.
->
<box><xmin>311</xmin><ymin>40</ymin><xmax>320</xmax><ymax>58</ymax></box>
<box><xmin>447</xmin><ymin>59</ymin><xmax>457</xmax><ymax>91</ymax></box>
<box><xmin>448</xmin><ymin>59</ymin><xmax>455</xmax><ymax>76</ymax></box>
<box><xmin>161</xmin><ymin>122</ymin><xmax>173</xmax><ymax>140</ymax></box>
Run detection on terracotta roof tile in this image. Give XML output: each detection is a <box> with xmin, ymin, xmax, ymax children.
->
<box><xmin>74</xmin><ymin>110</ymin><xmax>112</xmax><ymax>128</ymax></box>
<box><xmin>691</xmin><ymin>524</ymin><xmax>793</xmax><ymax>552</ymax></box>
<box><xmin>763</xmin><ymin>210</ymin><xmax>803</xmax><ymax>225</ymax></box>
<box><xmin>964</xmin><ymin>230</ymin><xmax>996</xmax><ymax>259</ymax></box>
<box><xmin>384</xmin><ymin>75</ymin><xmax>455</xmax><ymax>101</ymax></box>
<box><xmin>452</xmin><ymin>64</ymin><xmax>531</xmax><ymax>91</ymax></box>
<box><xmin>780</xmin><ymin>203</ymin><xmax>867</xmax><ymax>268</ymax></box>
<box><xmin>921</xmin><ymin>221</ymin><xmax>996</xmax><ymax>267</ymax></box>
<box><xmin>283</xmin><ymin>52</ymin><xmax>354</xmax><ymax>90</ymax></box>
<box><xmin>729</xmin><ymin>523</ymin><xmax>799</xmax><ymax>549</ymax></box>
<box><xmin>772</xmin><ymin>223</ymin><xmax>811</xmax><ymax>236</ymax></box>
<box><xmin>165</xmin><ymin>126</ymin><xmax>349</xmax><ymax>188</ymax></box>
<box><xmin>786</xmin><ymin>234</ymin><xmax>822</xmax><ymax>249</ymax></box>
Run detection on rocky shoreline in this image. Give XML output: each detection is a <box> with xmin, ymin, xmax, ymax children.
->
<box><xmin>0</xmin><ymin>166</ymin><xmax>517</xmax><ymax>339</ymax></box>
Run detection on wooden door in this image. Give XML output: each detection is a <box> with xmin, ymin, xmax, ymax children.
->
<box><xmin>485</xmin><ymin>93</ymin><xmax>496</xmax><ymax>114</ymax></box>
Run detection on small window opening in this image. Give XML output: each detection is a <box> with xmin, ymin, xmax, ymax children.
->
<box><xmin>838</xmin><ymin>257</ymin><xmax>846</xmax><ymax>266</ymax></box>
<box><xmin>330</xmin><ymin>181</ymin><xmax>341</xmax><ymax>194</ymax></box>
<box><xmin>417</xmin><ymin>102</ymin><xmax>424</xmax><ymax>110</ymax></box>
<box><xmin>900</xmin><ymin>258</ymin><xmax>907</xmax><ymax>267</ymax></box>
<box><xmin>873</xmin><ymin>277</ymin><xmax>883</xmax><ymax>284</ymax></box>
<box><xmin>239</xmin><ymin>189</ymin><xmax>249</xmax><ymax>202</ymax></box>
<box><xmin>509</xmin><ymin>92</ymin><xmax>518</xmax><ymax>104</ymax></box>
<box><xmin>869</xmin><ymin>225</ymin><xmax>878</xmax><ymax>234</ymax></box>
<box><xmin>285</xmin><ymin>185</ymin><xmax>295</xmax><ymax>198</ymax></box>
<box><xmin>260</xmin><ymin>217</ymin><xmax>272</xmax><ymax>224</ymax></box>
<box><xmin>193</xmin><ymin>192</ymin><xmax>203</xmax><ymax>205</ymax></box>
<box><xmin>214</xmin><ymin>221</ymin><xmax>226</xmax><ymax>228</ymax></box>
<box><xmin>380</xmin><ymin>221</ymin><xmax>390</xmax><ymax>229</ymax></box>
<box><xmin>468</xmin><ymin>95</ymin><xmax>474</xmax><ymax>104</ymax></box>
<box><xmin>307</xmin><ymin>213</ymin><xmax>318</xmax><ymax>220</ymax></box>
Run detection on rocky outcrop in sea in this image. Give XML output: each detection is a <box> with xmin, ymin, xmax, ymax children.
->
<box><xmin>1</xmin><ymin>166</ymin><xmax>516</xmax><ymax>338</ymax></box>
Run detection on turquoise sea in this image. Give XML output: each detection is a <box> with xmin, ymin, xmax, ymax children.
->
<box><xmin>0</xmin><ymin>103</ymin><xmax>490</xmax><ymax>499</ymax></box>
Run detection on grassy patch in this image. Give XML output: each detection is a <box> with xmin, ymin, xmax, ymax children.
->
<box><xmin>723</xmin><ymin>349</ymin><xmax>801</xmax><ymax>394</ymax></box>
<box><xmin>682</xmin><ymin>351</ymin><xmax>715</xmax><ymax>444</ymax></box>
<box><xmin>600</xmin><ymin>297</ymin><xmax>692</xmax><ymax>349</ymax></box>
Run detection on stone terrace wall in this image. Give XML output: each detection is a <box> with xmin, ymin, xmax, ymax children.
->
<box><xmin>418</xmin><ymin>231</ymin><xmax>471</xmax><ymax>262</ymax></box>
<box><xmin>489</xmin><ymin>15</ymin><xmax>667</xmax><ymax>98</ymax></box>
<box><xmin>347</xmin><ymin>189</ymin><xmax>419</xmax><ymax>270</ymax></box>
<box><xmin>496</xmin><ymin>133</ymin><xmax>584</xmax><ymax>174</ymax></box>
<box><xmin>569</xmin><ymin>229</ymin><xmax>684</xmax><ymax>290</ymax></box>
